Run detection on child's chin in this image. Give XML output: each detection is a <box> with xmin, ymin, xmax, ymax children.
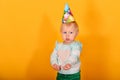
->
<box><xmin>64</xmin><ymin>41</ymin><xmax>72</xmax><ymax>43</ymax></box>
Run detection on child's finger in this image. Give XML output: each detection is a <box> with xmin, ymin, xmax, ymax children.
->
<box><xmin>56</xmin><ymin>66</ymin><xmax>59</xmax><ymax>70</ymax></box>
<box><xmin>63</xmin><ymin>66</ymin><xmax>68</xmax><ymax>70</ymax></box>
<box><xmin>63</xmin><ymin>64</ymin><xmax>71</xmax><ymax>70</ymax></box>
<box><xmin>56</xmin><ymin>65</ymin><xmax>61</xmax><ymax>71</ymax></box>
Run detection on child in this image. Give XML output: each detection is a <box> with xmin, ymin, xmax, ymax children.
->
<box><xmin>50</xmin><ymin>3</ymin><xmax>82</xmax><ymax>80</ymax></box>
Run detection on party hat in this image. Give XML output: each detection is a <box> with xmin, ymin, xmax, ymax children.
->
<box><xmin>62</xmin><ymin>3</ymin><xmax>75</xmax><ymax>23</ymax></box>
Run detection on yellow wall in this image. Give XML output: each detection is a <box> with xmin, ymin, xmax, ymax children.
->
<box><xmin>0</xmin><ymin>0</ymin><xmax>120</xmax><ymax>80</ymax></box>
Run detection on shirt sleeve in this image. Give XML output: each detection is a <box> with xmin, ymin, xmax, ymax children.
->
<box><xmin>50</xmin><ymin>41</ymin><xmax>59</xmax><ymax>65</ymax></box>
<box><xmin>65</xmin><ymin>41</ymin><xmax>82</xmax><ymax>65</ymax></box>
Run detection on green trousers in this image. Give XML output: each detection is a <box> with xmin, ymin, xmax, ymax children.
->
<box><xmin>56</xmin><ymin>72</ymin><xmax>80</xmax><ymax>80</ymax></box>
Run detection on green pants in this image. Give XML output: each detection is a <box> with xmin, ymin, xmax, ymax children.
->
<box><xmin>56</xmin><ymin>72</ymin><xmax>80</xmax><ymax>80</ymax></box>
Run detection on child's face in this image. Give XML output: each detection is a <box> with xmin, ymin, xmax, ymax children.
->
<box><xmin>61</xmin><ymin>25</ymin><xmax>78</xmax><ymax>44</ymax></box>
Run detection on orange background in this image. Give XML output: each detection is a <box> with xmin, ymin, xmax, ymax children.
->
<box><xmin>0</xmin><ymin>0</ymin><xmax>120</xmax><ymax>80</ymax></box>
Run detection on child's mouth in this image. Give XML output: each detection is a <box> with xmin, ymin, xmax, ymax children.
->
<box><xmin>66</xmin><ymin>38</ymin><xmax>70</xmax><ymax>41</ymax></box>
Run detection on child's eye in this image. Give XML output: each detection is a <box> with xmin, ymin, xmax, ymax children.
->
<box><xmin>70</xmin><ymin>32</ymin><xmax>73</xmax><ymax>34</ymax></box>
<box><xmin>63</xmin><ymin>32</ymin><xmax>67</xmax><ymax>34</ymax></box>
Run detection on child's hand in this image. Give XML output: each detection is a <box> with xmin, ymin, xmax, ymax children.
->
<box><xmin>52</xmin><ymin>64</ymin><xmax>61</xmax><ymax>71</ymax></box>
<box><xmin>63</xmin><ymin>63</ymin><xmax>71</xmax><ymax>70</ymax></box>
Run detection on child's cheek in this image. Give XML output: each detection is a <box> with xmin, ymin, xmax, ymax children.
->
<box><xmin>62</xmin><ymin>35</ymin><xmax>65</xmax><ymax>40</ymax></box>
<box><xmin>62</xmin><ymin>35</ymin><xmax>64</xmax><ymax>38</ymax></box>
<box><xmin>72</xmin><ymin>35</ymin><xmax>76</xmax><ymax>40</ymax></box>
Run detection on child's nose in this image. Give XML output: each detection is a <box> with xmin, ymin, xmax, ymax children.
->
<box><xmin>66</xmin><ymin>34</ymin><xmax>69</xmax><ymax>37</ymax></box>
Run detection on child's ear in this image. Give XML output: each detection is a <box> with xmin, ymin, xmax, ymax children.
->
<box><xmin>60</xmin><ymin>30</ymin><xmax>62</xmax><ymax>33</ymax></box>
<box><xmin>76</xmin><ymin>31</ymin><xmax>79</xmax><ymax>35</ymax></box>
